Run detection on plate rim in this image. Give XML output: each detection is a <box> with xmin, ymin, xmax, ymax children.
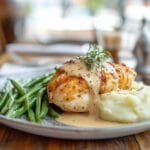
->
<box><xmin>0</xmin><ymin>115</ymin><xmax>150</xmax><ymax>132</ymax></box>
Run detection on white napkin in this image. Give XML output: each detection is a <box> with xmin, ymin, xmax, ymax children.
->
<box><xmin>0</xmin><ymin>63</ymin><xmax>60</xmax><ymax>76</ymax></box>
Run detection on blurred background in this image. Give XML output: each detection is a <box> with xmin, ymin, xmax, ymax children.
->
<box><xmin>0</xmin><ymin>0</ymin><xmax>150</xmax><ymax>84</ymax></box>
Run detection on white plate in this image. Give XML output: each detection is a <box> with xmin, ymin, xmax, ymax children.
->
<box><xmin>0</xmin><ymin>70</ymin><xmax>150</xmax><ymax>139</ymax></box>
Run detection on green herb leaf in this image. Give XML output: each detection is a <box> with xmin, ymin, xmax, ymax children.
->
<box><xmin>80</xmin><ymin>44</ymin><xmax>111</xmax><ymax>70</ymax></box>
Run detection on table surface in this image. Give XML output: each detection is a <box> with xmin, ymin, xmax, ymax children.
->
<box><xmin>0</xmin><ymin>53</ymin><xmax>150</xmax><ymax>150</ymax></box>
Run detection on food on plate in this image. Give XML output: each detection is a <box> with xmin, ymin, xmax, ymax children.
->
<box><xmin>47</xmin><ymin>69</ymin><xmax>90</xmax><ymax>112</ymax></box>
<box><xmin>0</xmin><ymin>72</ymin><xmax>59</xmax><ymax>123</ymax></box>
<box><xmin>0</xmin><ymin>44</ymin><xmax>150</xmax><ymax>126</ymax></box>
<box><xmin>47</xmin><ymin>45</ymin><xmax>150</xmax><ymax>124</ymax></box>
<box><xmin>100</xmin><ymin>82</ymin><xmax>150</xmax><ymax>123</ymax></box>
<box><xmin>47</xmin><ymin>60</ymin><xmax>136</xmax><ymax>113</ymax></box>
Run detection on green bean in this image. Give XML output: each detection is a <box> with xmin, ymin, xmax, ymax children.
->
<box><xmin>6</xmin><ymin>103</ymin><xmax>21</xmax><ymax>117</ymax></box>
<box><xmin>25</xmin><ymin>72</ymin><xmax>52</xmax><ymax>87</ymax></box>
<box><xmin>26</xmin><ymin>76</ymin><xmax>46</xmax><ymax>87</ymax></box>
<box><xmin>28</xmin><ymin>109</ymin><xmax>36</xmax><ymax>122</ymax></box>
<box><xmin>10</xmin><ymin>79</ymin><xmax>31</xmax><ymax>111</ymax></box>
<box><xmin>0</xmin><ymin>92</ymin><xmax>4</xmax><ymax>98</ymax></box>
<box><xmin>6</xmin><ymin>95</ymin><xmax>35</xmax><ymax>117</ymax></box>
<box><xmin>1</xmin><ymin>93</ymin><xmax>17</xmax><ymax>114</ymax></box>
<box><xmin>48</xmin><ymin>105</ymin><xmax>60</xmax><ymax>118</ymax></box>
<box><xmin>0</xmin><ymin>71</ymin><xmax>56</xmax><ymax>122</ymax></box>
<box><xmin>0</xmin><ymin>92</ymin><xmax>8</xmax><ymax>110</ymax></box>
<box><xmin>0</xmin><ymin>97</ymin><xmax>9</xmax><ymax>114</ymax></box>
<box><xmin>10</xmin><ymin>79</ymin><xmax>26</xmax><ymax>95</ymax></box>
<box><xmin>35</xmin><ymin>88</ymin><xmax>45</xmax><ymax>122</ymax></box>
<box><xmin>9</xmin><ymin>97</ymin><xmax>36</xmax><ymax>118</ymax></box>
<box><xmin>24</xmin><ymin>95</ymin><xmax>29</xmax><ymax>110</ymax></box>
<box><xmin>42</xmin><ymin>77</ymin><xmax>51</xmax><ymax>84</ymax></box>
<box><xmin>16</xmin><ymin>86</ymin><xmax>43</xmax><ymax>103</ymax></box>
<box><xmin>40</xmin><ymin>99</ymin><xmax>49</xmax><ymax>118</ymax></box>
<box><xmin>0</xmin><ymin>94</ymin><xmax>3</xmax><ymax>104</ymax></box>
<box><xmin>8</xmin><ymin>92</ymin><xmax>16</xmax><ymax>109</ymax></box>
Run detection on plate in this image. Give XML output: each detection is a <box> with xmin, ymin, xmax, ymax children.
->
<box><xmin>0</xmin><ymin>70</ymin><xmax>150</xmax><ymax>139</ymax></box>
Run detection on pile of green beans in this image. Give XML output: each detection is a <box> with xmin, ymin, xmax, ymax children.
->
<box><xmin>0</xmin><ymin>71</ymin><xmax>60</xmax><ymax>123</ymax></box>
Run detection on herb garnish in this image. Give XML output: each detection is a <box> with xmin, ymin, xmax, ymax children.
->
<box><xmin>80</xmin><ymin>44</ymin><xmax>111</xmax><ymax>70</ymax></box>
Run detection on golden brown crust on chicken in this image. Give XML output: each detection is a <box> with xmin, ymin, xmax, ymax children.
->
<box><xmin>99</xmin><ymin>63</ymin><xmax>137</xmax><ymax>93</ymax></box>
<box><xmin>100</xmin><ymin>68</ymin><xmax>118</xmax><ymax>94</ymax></box>
<box><xmin>111</xmin><ymin>63</ymin><xmax>137</xmax><ymax>89</ymax></box>
<box><xmin>47</xmin><ymin>69</ymin><xmax>89</xmax><ymax>102</ymax></box>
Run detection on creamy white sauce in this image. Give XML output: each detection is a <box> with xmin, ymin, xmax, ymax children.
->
<box><xmin>57</xmin><ymin>112</ymin><xmax>124</xmax><ymax>128</ymax></box>
<box><xmin>61</xmin><ymin>60</ymin><xmax>100</xmax><ymax>94</ymax></box>
<box><xmin>61</xmin><ymin>59</ymin><xmax>101</xmax><ymax>114</ymax></box>
<box><xmin>103</xmin><ymin>62</ymin><xmax>116</xmax><ymax>74</ymax></box>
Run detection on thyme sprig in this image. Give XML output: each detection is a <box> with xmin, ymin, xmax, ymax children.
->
<box><xmin>80</xmin><ymin>44</ymin><xmax>111</xmax><ymax>70</ymax></box>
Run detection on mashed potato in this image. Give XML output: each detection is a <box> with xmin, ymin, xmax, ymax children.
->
<box><xmin>99</xmin><ymin>82</ymin><xmax>150</xmax><ymax>123</ymax></box>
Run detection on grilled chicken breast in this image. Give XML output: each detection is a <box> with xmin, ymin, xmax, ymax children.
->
<box><xmin>47</xmin><ymin>59</ymin><xmax>136</xmax><ymax>112</ymax></box>
<box><xmin>47</xmin><ymin>69</ymin><xmax>90</xmax><ymax>112</ymax></box>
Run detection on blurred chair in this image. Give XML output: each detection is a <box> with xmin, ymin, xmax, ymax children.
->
<box><xmin>0</xmin><ymin>0</ymin><xmax>23</xmax><ymax>53</ymax></box>
<box><xmin>0</xmin><ymin>18</ymin><xmax>6</xmax><ymax>53</ymax></box>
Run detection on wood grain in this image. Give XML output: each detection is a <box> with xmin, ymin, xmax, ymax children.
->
<box><xmin>0</xmin><ymin>53</ymin><xmax>11</xmax><ymax>65</ymax></box>
<box><xmin>0</xmin><ymin>124</ymin><xmax>149</xmax><ymax>150</ymax></box>
<box><xmin>0</xmin><ymin>54</ymin><xmax>150</xmax><ymax>150</ymax></box>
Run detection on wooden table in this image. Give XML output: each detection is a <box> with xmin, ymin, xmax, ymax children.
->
<box><xmin>0</xmin><ymin>53</ymin><xmax>150</xmax><ymax>150</ymax></box>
